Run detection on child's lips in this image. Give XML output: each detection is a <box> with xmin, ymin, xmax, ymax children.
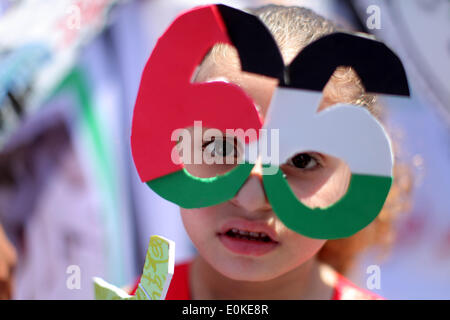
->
<box><xmin>217</xmin><ymin>219</ymin><xmax>280</xmax><ymax>257</ymax></box>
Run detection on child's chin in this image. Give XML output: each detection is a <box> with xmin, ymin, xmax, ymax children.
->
<box><xmin>211</xmin><ymin>255</ymin><xmax>284</xmax><ymax>282</ymax></box>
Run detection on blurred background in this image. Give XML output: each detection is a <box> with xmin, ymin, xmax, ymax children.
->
<box><xmin>0</xmin><ymin>0</ymin><xmax>448</xmax><ymax>299</ymax></box>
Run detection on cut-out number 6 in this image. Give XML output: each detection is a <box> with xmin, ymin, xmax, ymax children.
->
<box><xmin>131</xmin><ymin>5</ymin><xmax>262</xmax><ymax>208</ymax></box>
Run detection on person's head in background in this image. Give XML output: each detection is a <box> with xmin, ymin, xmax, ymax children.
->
<box><xmin>179</xmin><ymin>5</ymin><xmax>412</xmax><ymax>292</ymax></box>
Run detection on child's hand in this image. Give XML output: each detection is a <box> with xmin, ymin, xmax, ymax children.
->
<box><xmin>0</xmin><ymin>224</ymin><xmax>16</xmax><ymax>300</ymax></box>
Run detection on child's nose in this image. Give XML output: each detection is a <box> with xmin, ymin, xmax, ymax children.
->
<box><xmin>230</xmin><ymin>160</ymin><xmax>272</xmax><ymax>212</ymax></box>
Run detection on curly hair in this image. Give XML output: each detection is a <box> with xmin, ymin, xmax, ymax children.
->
<box><xmin>200</xmin><ymin>5</ymin><xmax>413</xmax><ymax>274</ymax></box>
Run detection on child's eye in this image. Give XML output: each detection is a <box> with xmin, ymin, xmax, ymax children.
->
<box><xmin>287</xmin><ymin>153</ymin><xmax>321</xmax><ymax>170</ymax></box>
<box><xmin>202</xmin><ymin>136</ymin><xmax>238</xmax><ymax>158</ymax></box>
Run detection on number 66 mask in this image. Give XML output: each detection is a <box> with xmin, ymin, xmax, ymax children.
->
<box><xmin>131</xmin><ymin>5</ymin><xmax>410</xmax><ymax>240</ymax></box>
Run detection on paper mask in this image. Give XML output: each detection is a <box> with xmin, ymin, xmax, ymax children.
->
<box><xmin>130</xmin><ymin>4</ymin><xmax>410</xmax><ymax>239</ymax></box>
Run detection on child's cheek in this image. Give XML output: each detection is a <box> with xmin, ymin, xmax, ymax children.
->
<box><xmin>282</xmin><ymin>227</ymin><xmax>327</xmax><ymax>263</ymax></box>
<box><xmin>180</xmin><ymin>207</ymin><xmax>218</xmax><ymax>244</ymax></box>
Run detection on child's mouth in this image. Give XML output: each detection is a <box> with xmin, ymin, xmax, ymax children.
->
<box><xmin>217</xmin><ymin>222</ymin><xmax>279</xmax><ymax>257</ymax></box>
<box><xmin>225</xmin><ymin>229</ymin><xmax>273</xmax><ymax>242</ymax></box>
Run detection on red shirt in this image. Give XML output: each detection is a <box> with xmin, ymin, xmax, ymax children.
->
<box><xmin>131</xmin><ymin>261</ymin><xmax>383</xmax><ymax>300</ymax></box>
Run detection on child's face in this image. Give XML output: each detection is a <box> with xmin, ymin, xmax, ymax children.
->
<box><xmin>180</xmin><ymin>55</ymin><xmax>352</xmax><ymax>281</ymax></box>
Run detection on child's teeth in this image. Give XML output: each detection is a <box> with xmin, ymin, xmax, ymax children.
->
<box><xmin>226</xmin><ymin>228</ymin><xmax>272</xmax><ymax>241</ymax></box>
